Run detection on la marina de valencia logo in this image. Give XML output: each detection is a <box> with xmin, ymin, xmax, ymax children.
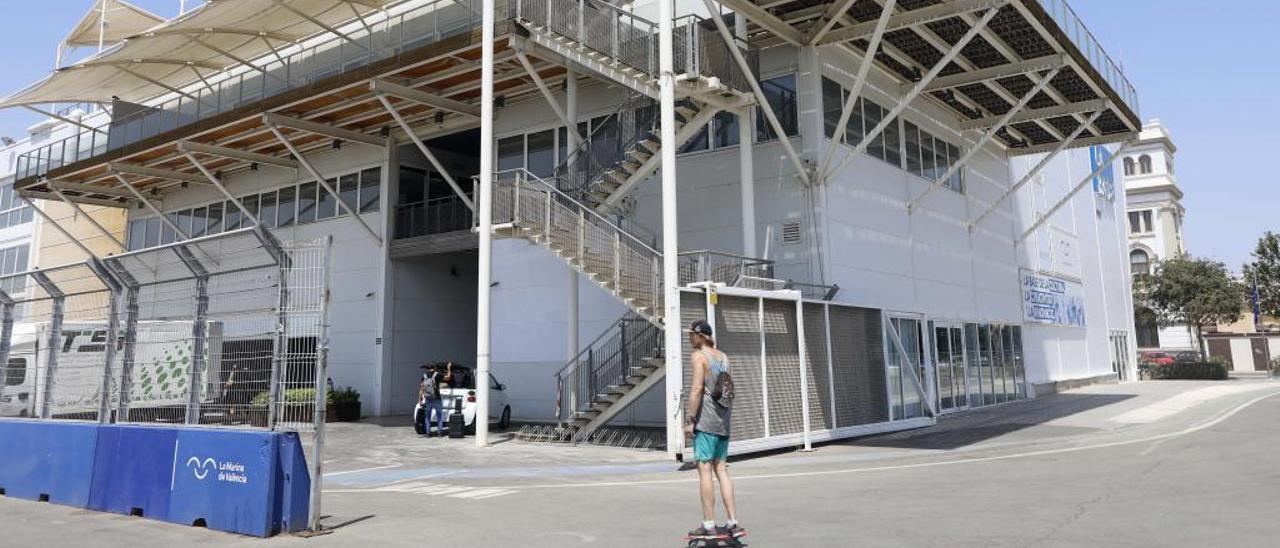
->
<box><xmin>185</xmin><ymin>456</ymin><xmax>249</xmax><ymax>484</ymax></box>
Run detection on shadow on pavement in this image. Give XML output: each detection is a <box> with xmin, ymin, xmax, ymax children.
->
<box><xmin>842</xmin><ymin>392</ymin><xmax>1136</xmax><ymax>451</ymax></box>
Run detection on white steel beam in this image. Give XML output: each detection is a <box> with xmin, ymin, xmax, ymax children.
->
<box><xmin>22</xmin><ymin>106</ymin><xmax>105</xmax><ymax>134</ymax></box>
<box><xmin>20</xmin><ymin>190</ymin><xmax>125</xmax><ymax>210</ymax></box>
<box><xmin>369</xmin><ymin>79</ymin><xmax>481</xmax><ymax>118</ymax></box>
<box><xmin>806</xmin><ymin>0</ymin><xmax>859</xmax><ymax>45</ymax></box>
<box><xmin>271</xmin><ymin>0</ymin><xmax>369</xmax><ymax>51</ymax></box>
<box><xmin>969</xmin><ymin>108</ymin><xmax>1104</xmax><ymax>232</ymax></box>
<box><xmin>111</xmin><ymin>174</ymin><xmax>192</xmax><ymax>240</ymax></box>
<box><xmin>818</xmin><ymin>0</ymin><xmax>897</xmax><ymax>179</ymax></box>
<box><xmin>1008</xmin><ymin>132</ymin><xmax>1133</xmax><ymax>156</ymax></box>
<box><xmin>961</xmin><ymin>99</ymin><xmax>1107</xmax><ymax>131</ymax></box>
<box><xmin>1018</xmin><ymin>140</ymin><xmax>1131</xmax><ymax>243</ymax></box>
<box><xmin>50</xmin><ymin>188</ymin><xmax>126</xmax><ymax>250</ymax></box>
<box><xmin>265</xmin><ymin>124</ymin><xmax>385</xmax><ymax>245</ymax></box>
<box><xmin>514</xmin><ymin>53</ymin><xmax>584</xmax><ymax>144</ymax></box>
<box><xmin>923</xmin><ymin>55</ymin><xmax>1066</xmax><ymax>92</ymax></box>
<box><xmin>818</xmin><ymin>0</ymin><xmax>1007</xmax><ymax>45</ymax></box>
<box><xmin>372</xmin><ymin>93</ymin><xmax>476</xmax><ymax>212</ymax></box>
<box><xmin>108</xmin><ymin>163</ymin><xmax>208</xmax><ymax>185</ymax></box>
<box><xmin>183</xmin><ymin>152</ymin><xmax>262</xmax><ymax>226</ymax></box>
<box><xmin>715</xmin><ymin>0</ymin><xmax>807</xmax><ymax>46</ymax></box>
<box><xmin>261</xmin><ymin>113</ymin><xmax>384</xmax><ymax>147</ymax></box>
<box><xmin>826</xmin><ymin>7</ymin><xmax>1002</xmax><ymax>180</ymax></box>
<box><xmin>704</xmin><ymin>0</ymin><xmax>812</xmax><ymax>185</ymax></box>
<box><xmin>21</xmin><ymin>197</ymin><xmax>99</xmax><ymax>259</ymax></box>
<box><xmin>908</xmin><ymin>65</ymin><xmax>1063</xmax><ymax>213</ymax></box>
<box><xmin>47</xmin><ymin>180</ymin><xmax>137</xmax><ymax>200</ymax></box>
<box><xmin>177</xmin><ymin>141</ymin><xmax>299</xmax><ymax>169</ymax></box>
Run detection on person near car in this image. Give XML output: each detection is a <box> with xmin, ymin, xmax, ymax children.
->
<box><xmin>683</xmin><ymin>319</ymin><xmax>742</xmax><ymax>538</ymax></box>
<box><xmin>419</xmin><ymin>362</ymin><xmax>452</xmax><ymax>437</ymax></box>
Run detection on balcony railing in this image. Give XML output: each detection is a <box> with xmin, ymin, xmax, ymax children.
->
<box><xmin>15</xmin><ymin>0</ymin><xmax>504</xmax><ymax>181</ymax></box>
<box><xmin>395</xmin><ymin>194</ymin><xmax>474</xmax><ymax>239</ymax></box>
<box><xmin>1035</xmin><ymin>0</ymin><xmax>1140</xmax><ymax>117</ymax></box>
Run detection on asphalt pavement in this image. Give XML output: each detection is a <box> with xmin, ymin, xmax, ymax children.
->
<box><xmin>2</xmin><ymin>377</ymin><xmax>1278</xmax><ymax>547</ymax></box>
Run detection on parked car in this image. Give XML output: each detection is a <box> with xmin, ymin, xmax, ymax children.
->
<box><xmin>414</xmin><ymin>362</ymin><xmax>511</xmax><ymax>435</ymax></box>
<box><xmin>1173</xmin><ymin>351</ymin><xmax>1202</xmax><ymax>364</ymax></box>
<box><xmin>1139</xmin><ymin>351</ymin><xmax>1175</xmax><ymax>366</ymax></box>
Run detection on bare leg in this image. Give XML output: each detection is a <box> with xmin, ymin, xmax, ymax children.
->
<box><xmin>697</xmin><ymin>461</ymin><xmax>716</xmax><ymax>522</ymax></box>
<box><xmin>713</xmin><ymin>459</ymin><xmax>737</xmax><ymax>522</ymax></box>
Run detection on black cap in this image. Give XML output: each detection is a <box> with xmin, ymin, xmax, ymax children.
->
<box><xmin>688</xmin><ymin>319</ymin><xmax>713</xmax><ymax>337</ymax></box>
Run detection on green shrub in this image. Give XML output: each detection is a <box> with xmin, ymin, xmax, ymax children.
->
<box><xmin>330</xmin><ymin>386</ymin><xmax>360</xmax><ymax>405</ymax></box>
<box><xmin>1270</xmin><ymin>357</ymin><xmax>1280</xmax><ymax>377</ymax></box>
<box><xmin>249</xmin><ymin>388</ymin><xmax>338</xmax><ymax>407</ymax></box>
<box><xmin>1150</xmin><ymin>361</ymin><xmax>1229</xmax><ymax>380</ymax></box>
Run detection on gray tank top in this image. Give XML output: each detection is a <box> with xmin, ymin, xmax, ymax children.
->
<box><xmin>695</xmin><ymin>349</ymin><xmax>731</xmax><ymax>437</ymax></box>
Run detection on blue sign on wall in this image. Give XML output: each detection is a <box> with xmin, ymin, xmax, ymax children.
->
<box><xmin>1090</xmin><ymin>145</ymin><xmax>1116</xmax><ymax>202</ymax></box>
<box><xmin>1021</xmin><ymin>269</ymin><xmax>1087</xmax><ymax>328</ymax></box>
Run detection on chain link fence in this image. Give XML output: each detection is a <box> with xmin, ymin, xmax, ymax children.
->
<box><xmin>0</xmin><ymin>227</ymin><xmax>331</xmax><ymax>433</ymax></box>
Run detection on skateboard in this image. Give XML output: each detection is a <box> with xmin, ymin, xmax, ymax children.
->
<box><xmin>685</xmin><ymin>530</ymin><xmax>747</xmax><ymax>547</ymax></box>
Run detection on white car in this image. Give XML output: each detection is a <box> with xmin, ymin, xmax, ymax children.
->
<box><xmin>414</xmin><ymin>363</ymin><xmax>511</xmax><ymax>435</ymax></box>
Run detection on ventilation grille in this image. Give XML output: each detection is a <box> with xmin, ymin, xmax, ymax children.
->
<box><xmin>780</xmin><ymin>220</ymin><xmax>802</xmax><ymax>245</ymax></box>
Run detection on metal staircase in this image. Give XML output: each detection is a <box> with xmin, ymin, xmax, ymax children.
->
<box><xmin>513</xmin><ymin>0</ymin><xmax>757</xmax><ymax>211</ymax></box>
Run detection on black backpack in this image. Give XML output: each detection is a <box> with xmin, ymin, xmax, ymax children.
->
<box><xmin>708</xmin><ymin>356</ymin><xmax>735</xmax><ymax>408</ymax></box>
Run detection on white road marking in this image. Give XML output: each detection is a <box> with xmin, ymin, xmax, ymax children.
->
<box><xmin>478</xmin><ymin>389</ymin><xmax>1280</xmax><ymax>491</ymax></box>
<box><xmin>325</xmin><ymin>479</ymin><xmax>518</xmax><ymax>500</ymax></box>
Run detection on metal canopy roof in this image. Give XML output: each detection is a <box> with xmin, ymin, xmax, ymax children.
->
<box><xmin>1</xmin><ymin>0</ymin><xmax>400</xmax><ymax>108</ymax></box>
<box><xmin>62</xmin><ymin>0</ymin><xmax>167</xmax><ymax>48</ymax></box>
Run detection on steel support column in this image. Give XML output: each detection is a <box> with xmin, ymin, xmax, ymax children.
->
<box><xmin>474</xmin><ymin>0</ymin><xmax>496</xmax><ymax>448</ymax></box>
<box><xmin>660</xmin><ymin>0</ymin><xmax>684</xmax><ymax>459</ymax></box>
<box><xmin>32</xmin><ymin>271</ymin><xmax>64</xmax><ymax>419</ymax></box>
<box><xmin>0</xmin><ymin>291</ymin><xmax>14</xmax><ymax>417</ymax></box>
<box><xmin>185</xmin><ymin>271</ymin><xmax>210</xmax><ymax>425</ymax></box>
<box><xmin>566</xmin><ymin>68</ymin><xmax>581</xmax><ymax>379</ymax></box>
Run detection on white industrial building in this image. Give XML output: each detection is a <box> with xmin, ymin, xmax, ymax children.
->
<box><xmin>0</xmin><ymin>0</ymin><xmax>1142</xmax><ymax>457</ymax></box>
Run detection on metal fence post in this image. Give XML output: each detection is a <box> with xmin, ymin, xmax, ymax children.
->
<box><xmin>186</xmin><ymin>275</ymin><xmax>210</xmax><ymax>425</ymax></box>
<box><xmin>267</xmin><ymin>263</ymin><xmax>290</xmax><ymax>430</ymax></box>
<box><xmin>116</xmin><ymin>288</ymin><xmax>140</xmax><ymax>421</ymax></box>
<box><xmin>308</xmin><ymin>235</ymin><xmax>334</xmax><ymax>533</ymax></box>
<box><xmin>0</xmin><ymin>295</ymin><xmax>14</xmax><ymax>414</ymax></box>
<box><xmin>40</xmin><ymin>297</ymin><xmax>65</xmax><ymax>419</ymax></box>
<box><xmin>98</xmin><ymin>287</ymin><xmax>121</xmax><ymax>423</ymax></box>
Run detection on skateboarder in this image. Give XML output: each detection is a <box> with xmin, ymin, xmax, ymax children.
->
<box><xmin>684</xmin><ymin>320</ymin><xmax>743</xmax><ymax>539</ymax></box>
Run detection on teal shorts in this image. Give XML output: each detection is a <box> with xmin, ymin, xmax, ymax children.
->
<box><xmin>693</xmin><ymin>430</ymin><xmax>730</xmax><ymax>462</ymax></box>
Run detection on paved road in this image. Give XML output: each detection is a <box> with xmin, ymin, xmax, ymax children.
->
<box><xmin>3</xmin><ymin>379</ymin><xmax>1278</xmax><ymax>547</ymax></box>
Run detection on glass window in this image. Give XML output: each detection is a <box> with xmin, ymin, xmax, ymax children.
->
<box><xmin>161</xmin><ymin>213</ymin><xmax>178</xmax><ymax>244</ymax></box>
<box><xmin>526</xmin><ymin>129</ymin><xmax>556</xmax><ymax>177</ymax></box>
<box><xmin>259</xmin><ymin>191</ymin><xmax>278</xmax><ymax>229</ymax></box>
<box><xmin>4</xmin><ymin>358</ymin><xmax>25</xmax><ymax>386</ymax></box>
<box><xmin>241</xmin><ymin>194</ymin><xmax>259</xmax><ymax>226</ymax></box>
<box><xmin>20</xmin><ymin>206</ymin><xmax>32</xmax><ymax>224</ymax></box>
<box><xmin>846</xmin><ymin>97</ymin><xmax>865</xmax><ymax>146</ymax></box>
<box><xmin>756</xmin><ymin>74</ymin><xmax>798</xmax><ymax>141</ymax></box>
<box><xmin>497</xmin><ymin>135</ymin><xmax>524</xmax><ymax>171</ymax></box>
<box><xmin>316</xmin><ymin>179</ymin><xmax>337</xmax><ymax>220</ymax></box>
<box><xmin>920</xmin><ymin>133</ymin><xmax>936</xmax><ymax>180</ymax></box>
<box><xmin>144</xmin><ymin>217</ymin><xmax>161</xmax><ymax>248</ymax></box>
<box><xmin>338</xmin><ymin>173</ymin><xmax>359</xmax><ymax>214</ymax></box>
<box><xmin>863</xmin><ymin>101</ymin><xmax>885</xmax><ymax>161</ymax></box>
<box><xmin>590</xmin><ymin>115</ymin><xmax>619</xmax><ymax>166</ymax></box>
<box><xmin>904</xmin><ymin>121</ymin><xmax>922</xmax><ymax>176</ymax></box>
<box><xmin>1130</xmin><ymin>249</ymin><xmax>1150</xmax><ymax>277</ymax></box>
<box><xmin>205</xmin><ymin>202</ymin><xmax>223</xmax><ymax>235</ymax></box>
<box><xmin>223</xmin><ymin>201</ymin><xmax>242</xmax><ymax>231</ymax></box>
<box><xmin>712</xmin><ymin>111</ymin><xmax>739</xmax><ymax>149</ymax></box>
<box><xmin>189</xmin><ymin>207</ymin><xmax>207</xmax><ymax>237</ymax></box>
<box><xmin>296</xmin><ymin>182</ymin><xmax>318</xmax><ymax>224</ymax></box>
<box><xmin>945</xmin><ymin>143</ymin><xmax>964</xmax><ymax>192</ymax></box>
<box><xmin>883</xmin><ymin>114</ymin><xmax>902</xmax><ymax>168</ymax></box>
<box><xmin>822</xmin><ymin>77</ymin><xmax>842</xmax><ymax>139</ymax></box>
<box><xmin>127</xmin><ymin>219</ymin><xmax>145</xmax><ymax>251</ymax></box>
<box><xmin>679</xmin><ymin>124</ymin><xmax>709</xmax><ymax>154</ymax></box>
<box><xmin>277</xmin><ymin>186</ymin><xmax>296</xmax><ymax>227</ymax></box>
<box><xmin>177</xmin><ymin>208</ymin><xmax>194</xmax><ymax>237</ymax></box>
<box><xmin>360</xmin><ymin>168</ymin><xmax>381</xmax><ymax>213</ymax></box>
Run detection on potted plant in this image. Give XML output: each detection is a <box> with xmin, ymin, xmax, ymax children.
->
<box><xmin>328</xmin><ymin>387</ymin><xmax>361</xmax><ymax>422</ymax></box>
<box><xmin>249</xmin><ymin>391</ymin><xmax>270</xmax><ymax>427</ymax></box>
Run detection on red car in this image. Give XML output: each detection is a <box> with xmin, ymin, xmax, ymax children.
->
<box><xmin>1140</xmin><ymin>351</ymin><xmax>1175</xmax><ymax>366</ymax></box>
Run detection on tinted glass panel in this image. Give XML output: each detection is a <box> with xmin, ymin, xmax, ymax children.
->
<box><xmin>296</xmin><ymin>182</ymin><xmax>318</xmax><ymax>224</ymax></box>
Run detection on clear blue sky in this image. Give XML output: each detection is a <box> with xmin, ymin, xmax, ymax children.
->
<box><xmin>0</xmin><ymin>1</ymin><xmax>1273</xmax><ymax>270</ymax></box>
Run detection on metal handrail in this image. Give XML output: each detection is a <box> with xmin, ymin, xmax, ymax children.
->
<box><xmin>16</xmin><ymin>0</ymin><xmax>501</xmax><ymax>181</ymax></box>
<box><xmin>1034</xmin><ymin>0</ymin><xmax>1139</xmax><ymax>117</ymax></box>
<box><xmin>492</xmin><ymin>168</ymin><xmax>661</xmax><ymax>256</ymax></box>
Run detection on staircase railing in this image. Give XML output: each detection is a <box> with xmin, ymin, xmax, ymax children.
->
<box><xmin>554</xmin><ymin>311</ymin><xmax>662</xmax><ymax>424</ymax></box>
<box><xmin>515</xmin><ymin>0</ymin><xmax>757</xmax><ymax>91</ymax></box>
<box><xmin>490</xmin><ymin>169</ymin><xmax>664</xmax><ymax>320</ymax></box>
<box><xmin>678</xmin><ymin>250</ymin><xmax>775</xmax><ymax>286</ymax></box>
<box><xmin>555</xmin><ymin>92</ymin><xmax>659</xmax><ymax>203</ymax></box>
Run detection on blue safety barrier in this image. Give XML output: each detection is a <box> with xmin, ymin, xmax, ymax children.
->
<box><xmin>0</xmin><ymin>421</ymin><xmax>311</xmax><ymax>537</ymax></box>
<box><xmin>0</xmin><ymin>420</ymin><xmax>98</xmax><ymax>507</ymax></box>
